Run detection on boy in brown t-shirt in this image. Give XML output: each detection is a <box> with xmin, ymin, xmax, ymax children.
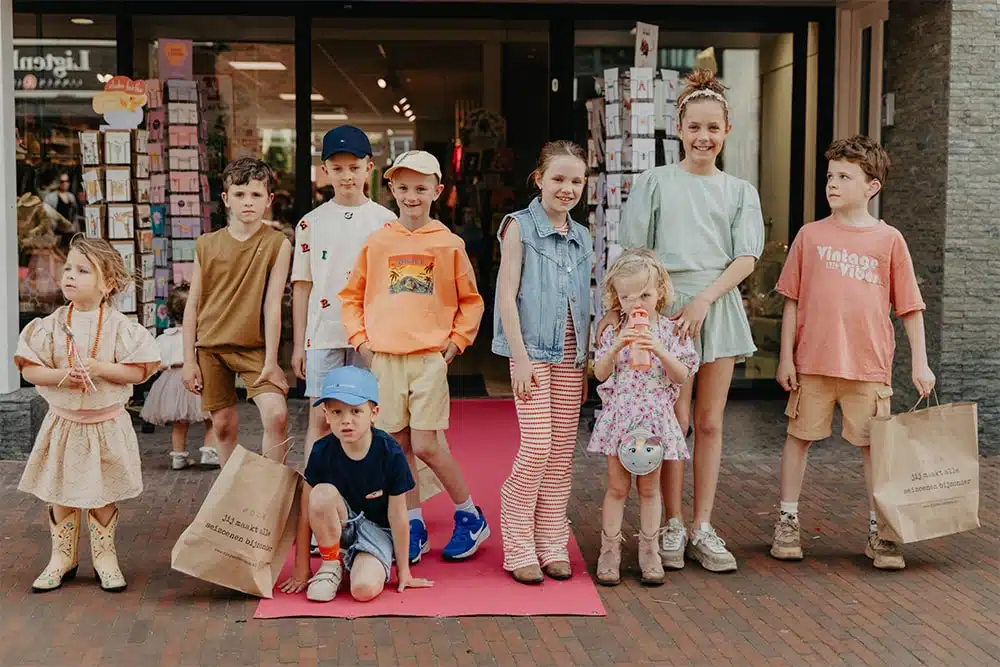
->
<box><xmin>182</xmin><ymin>158</ymin><xmax>293</xmax><ymax>465</ymax></box>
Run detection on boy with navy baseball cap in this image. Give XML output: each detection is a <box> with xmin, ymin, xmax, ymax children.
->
<box><xmin>279</xmin><ymin>366</ymin><xmax>432</xmax><ymax>603</ymax></box>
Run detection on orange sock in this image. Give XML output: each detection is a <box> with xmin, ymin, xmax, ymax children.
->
<box><xmin>318</xmin><ymin>544</ymin><xmax>340</xmax><ymax>562</ymax></box>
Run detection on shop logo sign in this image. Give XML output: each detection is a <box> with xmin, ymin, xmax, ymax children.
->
<box><xmin>13</xmin><ymin>49</ymin><xmax>92</xmax><ymax>79</ymax></box>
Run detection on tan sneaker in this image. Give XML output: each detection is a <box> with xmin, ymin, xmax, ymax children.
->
<box><xmin>637</xmin><ymin>532</ymin><xmax>665</xmax><ymax>586</ymax></box>
<box><xmin>770</xmin><ymin>516</ymin><xmax>804</xmax><ymax>560</ymax></box>
<box><xmin>865</xmin><ymin>534</ymin><xmax>906</xmax><ymax>570</ymax></box>
<box><xmin>687</xmin><ymin>525</ymin><xmax>738</xmax><ymax>572</ymax></box>
<box><xmin>659</xmin><ymin>517</ymin><xmax>687</xmax><ymax>570</ymax></box>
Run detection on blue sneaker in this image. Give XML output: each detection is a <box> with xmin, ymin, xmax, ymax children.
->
<box><xmin>409</xmin><ymin>519</ymin><xmax>429</xmax><ymax>564</ymax></box>
<box><xmin>442</xmin><ymin>507</ymin><xmax>490</xmax><ymax>560</ymax></box>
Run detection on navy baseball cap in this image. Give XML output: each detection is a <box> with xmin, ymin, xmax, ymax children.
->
<box><xmin>321</xmin><ymin>126</ymin><xmax>372</xmax><ymax>161</ymax></box>
<box><xmin>312</xmin><ymin>366</ymin><xmax>380</xmax><ymax>407</ymax></box>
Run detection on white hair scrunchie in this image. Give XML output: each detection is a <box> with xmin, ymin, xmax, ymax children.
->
<box><xmin>677</xmin><ymin>88</ymin><xmax>728</xmax><ymax>111</ymax></box>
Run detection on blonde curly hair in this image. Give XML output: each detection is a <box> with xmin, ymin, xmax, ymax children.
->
<box><xmin>67</xmin><ymin>234</ymin><xmax>133</xmax><ymax>304</ymax></box>
<box><xmin>601</xmin><ymin>248</ymin><xmax>674</xmax><ymax>319</ymax></box>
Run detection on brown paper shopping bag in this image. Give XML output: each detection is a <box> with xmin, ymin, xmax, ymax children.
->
<box><xmin>871</xmin><ymin>396</ymin><xmax>980</xmax><ymax>544</ymax></box>
<box><xmin>171</xmin><ymin>444</ymin><xmax>302</xmax><ymax>598</ymax></box>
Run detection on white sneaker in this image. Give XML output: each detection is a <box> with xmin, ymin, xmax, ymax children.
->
<box><xmin>659</xmin><ymin>517</ymin><xmax>687</xmax><ymax>570</ymax></box>
<box><xmin>170</xmin><ymin>451</ymin><xmax>193</xmax><ymax>470</ymax></box>
<box><xmin>686</xmin><ymin>524</ymin><xmax>738</xmax><ymax>572</ymax></box>
<box><xmin>199</xmin><ymin>446</ymin><xmax>220</xmax><ymax>467</ymax></box>
<box><xmin>306</xmin><ymin>560</ymin><xmax>343</xmax><ymax>602</ymax></box>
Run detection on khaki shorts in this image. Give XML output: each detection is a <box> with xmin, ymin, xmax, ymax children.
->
<box><xmin>371</xmin><ymin>352</ymin><xmax>450</xmax><ymax>433</ymax></box>
<box><xmin>786</xmin><ymin>374</ymin><xmax>893</xmax><ymax>447</ymax></box>
<box><xmin>197</xmin><ymin>347</ymin><xmax>285</xmax><ymax>413</ymax></box>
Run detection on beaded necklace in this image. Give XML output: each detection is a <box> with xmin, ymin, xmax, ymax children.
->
<box><xmin>65</xmin><ymin>303</ymin><xmax>104</xmax><ymax>368</ymax></box>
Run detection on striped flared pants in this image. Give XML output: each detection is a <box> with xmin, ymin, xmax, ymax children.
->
<box><xmin>500</xmin><ymin>322</ymin><xmax>585</xmax><ymax>571</ymax></box>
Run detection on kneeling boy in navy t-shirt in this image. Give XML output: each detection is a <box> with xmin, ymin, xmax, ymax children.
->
<box><xmin>279</xmin><ymin>366</ymin><xmax>433</xmax><ymax>602</ymax></box>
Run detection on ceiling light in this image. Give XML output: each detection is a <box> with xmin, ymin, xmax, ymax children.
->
<box><xmin>71</xmin><ymin>17</ymin><xmax>94</xmax><ymax>25</ymax></box>
<box><xmin>387</xmin><ymin>129</ymin><xmax>395</xmax><ymax>136</ymax></box>
<box><xmin>279</xmin><ymin>93</ymin><xmax>323</xmax><ymax>101</ymax></box>
<box><xmin>377</xmin><ymin>78</ymin><xmax>387</xmax><ymax>89</ymax></box>
<box><xmin>402</xmin><ymin>103</ymin><xmax>411</xmax><ymax>111</ymax></box>
<box><xmin>408</xmin><ymin>115</ymin><xmax>416</xmax><ymax>123</ymax></box>
<box><xmin>228</xmin><ymin>61</ymin><xmax>286</xmax><ymax>71</ymax></box>
<box><xmin>398</xmin><ymin>97</ymin><xmax>407</xmax><ymax>105</ymax></box>
<box><xmin>393</xmin><ymin>104</ymin><xmax>400</xmax><ymax>113</ymax></box>
<box><xmin>404</xmin><ymin>109</ymin><xmax>413</xmax><ymax>118</ymax></box>
<box><xmin>312</xmin><ymin>113</ymin><xmax>349</xmax><ymax>121</ymax></box>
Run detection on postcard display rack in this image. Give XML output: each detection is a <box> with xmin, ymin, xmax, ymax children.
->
<box><xmin>78</xmin><ymin>123</ymin><xmax>155</xmax><ymax>333</ymax></box>
<box><xmin>584</xmin><ymin>65</ymin><xmax>682</xmax><ymax>361</ymax></box>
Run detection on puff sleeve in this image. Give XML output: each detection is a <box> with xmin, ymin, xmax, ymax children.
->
<box><xmin>731</xmin><ymin>180</ymin><xmax>765</xmax><ymax>260</ymax></box>
<box><xmin>113</xmin><ymin>318</ymin><xmax>161</xmax><ymax>382</ymax></box>
<box><xmin>14</xmin><ymin>317</ymin><xmax>56</xmax><ymax>370</ymax></box>
<box><xmin>621</xmin><ymin>170</ymin><xmax>661</xmax><ymax>250</ymax></box>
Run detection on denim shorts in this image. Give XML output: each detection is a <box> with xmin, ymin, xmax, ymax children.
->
<box><xmin>342</xmin><ymin>503</ymin><xmax>395</xmax><ymax>582</ymax></box>
<box><xmin>305</xmin><ymin>348</ymin><xmax>367</xmax><ymax>398</ymax></box>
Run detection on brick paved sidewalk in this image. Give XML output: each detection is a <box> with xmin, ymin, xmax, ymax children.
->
<box><xmin>0</xmin><ymin>400</ymin><xmax>997</xmax><ymax>667</ymax></box>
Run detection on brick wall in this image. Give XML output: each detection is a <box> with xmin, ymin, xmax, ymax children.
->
<box><xmin>884</xmin><ymin>0</ymin><xmax>999</xmax><ymax>443</ymax></box>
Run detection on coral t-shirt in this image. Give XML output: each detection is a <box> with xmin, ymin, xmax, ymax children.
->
<box><xmin>776</xmin><ymin>217</ymin><xmax>925</xmax><ymax>384</ymax></box>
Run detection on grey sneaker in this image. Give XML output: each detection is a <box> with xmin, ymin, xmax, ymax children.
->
<box><xmin>770</xmin><ymin>517</ymin><xmax>803</xmax><ymax>560</ymax></box>
<box><xmin>170</xmin><ymin>451</ymin><xmax>193</xmax><ymax>470</ymax></box>
<box><xmin>865</xmin><ymin>534</ymin><xmax>905</xmax><ymax>570</ymax></box>
<box><xmin>306</xmin><ymin>560</ymin><xmax>343</xmax><ymax>602</ymax></box>
<box><xmin>199</xmin><ymin>446</ymin><xmax>220</xmax><ymax>467</ymax></box>
<box><xmin>659</xmin><ymin>518</ymin><xmax>687</xmax><ymax>570</ymax></box>
<box><xmin>687</xmin><ymin>525</ymin><xmax>738</xmax><ymax>572</ymax></box>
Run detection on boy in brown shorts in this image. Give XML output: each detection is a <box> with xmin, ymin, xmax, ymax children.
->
<box><xmin>770</xmin><ymin>136</ymin><xmax>935</xmax><ymax>570</ymax></box>
<box><xmin>182</xmin><ymin>158</ymin><xmax>293</xmax><ymax>466</ymax></box>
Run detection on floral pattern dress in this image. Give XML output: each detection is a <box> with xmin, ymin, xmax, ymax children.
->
<box><xmin>587</xmin><ymin>315</ymin><xmax>699</xmax><ymax>460</ymax></box>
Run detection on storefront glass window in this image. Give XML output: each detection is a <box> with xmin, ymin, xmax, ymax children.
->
<box><xmin>14</xmin><ymin>13</ymin><xmax>118</xmax><ymax>323</ymax></box>
<box><xmin>574</xmin><ymin>23</ymin><xmax>799</xmax><ymax>383</ymax></box>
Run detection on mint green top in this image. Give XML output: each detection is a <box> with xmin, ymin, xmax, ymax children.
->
<box><xmin>620</xmin><ymin>165</ymin><xmax>765</xmax><ymax>363</ymax></box>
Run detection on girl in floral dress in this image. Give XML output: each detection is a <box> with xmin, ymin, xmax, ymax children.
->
<box><xmin>588</xmin><ymin>249</ymin><xmax>698</xmax><ymax>586</ymax></box>
<box><xmin>16</xmin><ymin>235</ymin><xmax>159</xmax><ymax>593</ymax></box>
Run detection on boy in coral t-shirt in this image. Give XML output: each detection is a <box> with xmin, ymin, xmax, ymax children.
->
<box><xmin>770</xmin><ymin>136</ymin><xmax>936</xmax><ymax>571</ymax></box>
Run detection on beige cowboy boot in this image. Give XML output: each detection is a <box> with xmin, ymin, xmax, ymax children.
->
<box><xmin>638</xmin><ymin>531</ymin><xmax>665</xmax><ymax>586</ymax></box>
<box><xmin>596</xmin><ymin>531</ymin><xmax>624</xmax><ymax>586</ymax></box>
<box><xmin>32</xmin><ymin>506</ymin><xmax>82</xmax><ymax>593</ymax></box>
<box><xmin>87</xmin><ymin>508</ymin><xmax>127</xmax><ymax>592</ymax></box>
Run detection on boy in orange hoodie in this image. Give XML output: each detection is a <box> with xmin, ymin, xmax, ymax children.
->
<box><xmin>340</xmin><ymin>150</ymin><xmax>489</xmax><ymax>565</ymax></box>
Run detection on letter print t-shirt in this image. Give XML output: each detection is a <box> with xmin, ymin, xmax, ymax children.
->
<box><xmin>304</xmin><ymin>428</ymin><xmax>415</xmax><ymax>529</ymax></box>
<box><xmin>776</xmin><ymin>218</ymin><xmax>925</xmax><ymax>385</ymax></box>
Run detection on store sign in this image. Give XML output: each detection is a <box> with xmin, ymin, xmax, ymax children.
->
<box><xmin>13</xmin><ymin>42</ymin><xmax>116</xmax><ymax>92</ymax></box>
<box><xmin>14</xmin><ymin>49</ymin><xmax>92</xmax><ymax>79</ymax></box>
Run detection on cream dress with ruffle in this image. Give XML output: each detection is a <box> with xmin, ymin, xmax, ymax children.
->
<box><xmin>15</xmin><ymin>306</ymin><xmax>160</xmax><ymax>508</ymax></box>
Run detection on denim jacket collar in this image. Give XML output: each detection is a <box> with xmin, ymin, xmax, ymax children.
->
<box><xmin>527</xmin><ymin>197</ymin><xmax>587</xmax><ymax>247</ymax></box>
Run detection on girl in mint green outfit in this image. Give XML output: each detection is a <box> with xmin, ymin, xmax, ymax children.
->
<box><xmin>609</xmin><ymin>69</ymin><xmax>764</xmax><ymax>574</ymax></box>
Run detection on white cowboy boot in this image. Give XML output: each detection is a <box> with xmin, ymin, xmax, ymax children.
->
<box><xmin>87</xmin><ymin>508</ymin><xmax>127</xmax><ymax>592</ymax></box>
<box><xmin>32</xmin><ymin>506</ymin><xmax>82</xmax><ymax>593</ymax></box>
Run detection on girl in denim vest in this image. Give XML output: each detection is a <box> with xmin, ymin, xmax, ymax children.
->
<box><xmin>492</xmin><ymin>142</ymin><xmax>593</xmax><ymax>585</ymax></box>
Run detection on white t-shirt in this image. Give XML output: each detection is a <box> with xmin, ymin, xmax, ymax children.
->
<box><xmin>156</xmin><ymin>328</ymin><xmax>184</xmax><ymax>368</ymax></box>
<box><xmin>291</xmin><ymin>199</ymin><xmax>396</xmax><ymax>350</ymax></box>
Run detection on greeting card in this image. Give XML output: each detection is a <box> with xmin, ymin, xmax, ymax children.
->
<box><xmin>138</xmin><ymin>229</ymin><xmax>154</xmax><ymax>253</ymax></box>
<box><xmin>134</xmin><ymin>153</ymin><xmax>150</xmax><ymax>179</ymax></box>
<box><xmin>105</xmin><ymin>167</ymin><xmax>131</xmax><ymax>203</ymax></box>
<box><xmin>84</xmin><ymin>205</ymin><xmax>104</xmax><ymax>239</ymax></box>
<box><xmin>135</xmin><ymin>203</ymin><xmax>151</xmax><ymax>229</ymax></box>
<box><xmin>630</xmin><ymin>67</ymin><xmax>654</xmax><ymax>101</ymax></box>
<box><xmin>661</xmin><ymin>69</ymin><xmax>681</xmax><ymax>102</ymax></box>
<box><xmin>169</xmin><ymin>194</ymin><xmax>200</xmax><ymax>217</ymax></box>
<box><xmin>150</xmin><ymin>204</ymin><xmax>167</xmax><ymax>236</ymax></box>
<box><xmin>607</xmin><ymin>174</ymin><xmax>622</xmax><ymax>208</ymax></box>
<box><xmin>605</xmin><ymin>208</ymin><xmax>621</xmax><ymax>244</ymax></box>
<box><xmin>153</xmin><ymin>238</ymin><xmax>170</xmax><ymax>267</ymax></box>
<box><xmin>173</xmin><ymin>261</ymin><xmax>195</xmax><ymax>284</ymax></box>
<box><xmin>114</xmin><ymin>280</ymin><xmax>136</xmax><ymax>314</ymax></box>
<box><xmin>139</xmin><ymin>278</ymin><xmax>156</xmax><ymax>304</ymax></box>
<box><xmin>633</xmin><ymin>138</ymin><xmax>656</xmax><ymax>172</ymax></box>
<box><xmin>148</xmin><ymin>142</ymin><xmax>164</xmax><ymax>173</ymax></box>
<box><xmin>169</xmin><ymin>148</ymin><xmax>199</xmax><ymax>171</ymax></box>
<box><xmin>140</xmin><ymin>252</ymin><xmax>155</xmax><ymax>279</ymax></box>
<box><xmin>107</xmin><ymin>204</ymin><xmax>135</xmax><ymax>239</ymax></box>
<box><xmin>172</xmin><ymin>240</ymin><xmax>196</xmax><ymax>262</ymax></box>
<box><xmin>82</xmin><ymin>168</ymin><xmax>104</xmax><ymax>204</ymax></box>
<box><xmin>631</xmin><ymin>102</ymin><xmax>655</xmax><ymax>136</ymax></box>
<box><xmin>134</xmin><ymin>129</ymin><xmax>148</xmax><ymax>154</ymax></box>
<box><xmin>168</xmin><ymin>124</ymin><xmax>198</xmax><ymax>147</ymax></box>
<box><xmin>146</xmin><ymin>79</ymin><xmax>163</xmax><ymax>109</ymax></box>
<box><xmin>135</xmin><ymin>179</ymin><xmax>150</xmax><ymax>203</ymax></box>
<box><xmin>663</xmin><ymin>138</ymin><xmax>681</xmax><ymax>165</ymax></box>
<box><xmin>155</xmin><ymin>269</ymin><xmax>170</xmax><ymax>298</ymax></box>
<box><xmin>605</xmin><ymin>103</ymin><xmax>621</xmax><ymax>138</ymax></box>
<box><xmin>79</xmin><ymin>131</ymin><xmax>101</xmax><ymax>166</ymax></box>
<box><xmin>140</xmin><ymin>301</ymin><xmax>156</xmax><ymax>327</ymax></box>
<box><xmin>604</xmin><ymin>68</ymin><xmax>620</xmax><ymax>102</ymax></box>
<box><xmin>111</xmin><ymin>240</ymin><xmax>136</xmax><ymax>274</ymax></box>
<box><xmin>167</xmin><ymin>102</ymin><xmax>198</xmax><ymax>125</ymax></box>
<box><xmin>103</xmin><ymin>130</ymin><xmax>132</xmax><ymax>165</ymax></box>
<box><xmin>170</xmin><ymin>217</ymin><xmax>200</xmax><ymax>239</ymax></box>
<box><xmin>169</xmin><ymin>171</ymin><xmax>200</xmax><ymax>193</ymax></box>
<box><xmin>155</xmin><ymin>300</ymin><xmax>170</xmax><ymax>328</ymax></box>
<box><xmin>147</xmin><ymin>109</ymin><xmax>165</xmax><ymax>142</ymax></box>
<box><xmin>606</xmin><ymin>138</ymin><xmax>622</xmax><ymax>173</ymax></box>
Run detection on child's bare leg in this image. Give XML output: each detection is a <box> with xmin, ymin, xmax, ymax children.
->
<box><xmin>411</xmin><ymin>428</ymin><xmax>469</xmax><ymax>504</ymax></box>
<box><xmin>91</xmin><ymin>503</ymin><xmax>116</xmax><ymax>526</ymax></box>
<box><xmin>348</xmin><ymin>554</ymin><xmax>386</xmax><ymax>602</ymax></box>
<box><xmin>663</xmin><ymin>380</ymin><xmax>693</xmax><ymax>522</ymax></box>
<box><xmin>203</xmin><ymin>419</ymin><xmax>217</xmax><ymax>450</ymax></box>
<box><xmin>52</xmin><ymin>504</ymin><xmax>77</xmax><ymax>522</ymax></box>
<box><xmin>254</xmin><ymin>393</ymin><xmax>289</xmax><ymax>462</ymax></box>
<box><xmin>392</xmin><ymin>428</ymin><xmax>421</xmax><ymax>510</ymax></box>
<box><xmin>779</xmin><ymin>435</ymin><xmax>812</xmax><ymax>504</ymax></box>
<box><xmin>210</xmin><ymin>406</ymin><xmax>239</xmax><ymax>466</ymax></box>
<box><xmin>601</xmin><ymin>456</ymin><xmax>632</xmax><ymax>538</ymax></box>
<box><xmin>860</xmin><ymin>445</ymin><xmax>876</xmax><ymax>512</ymax></box>
<box><xmin>304</xmin><ymin>404</ymin><xmax>331</xmax><ymax>463</ymax></box>
<box><xmin>171</xmin><ymin>422</ymin><xmax>190</xmax><ymax>453</ymax></box>
<box><xmin>636</xmin><ymin>468</ymin><xmax>663</xmax><ymax>537</ymax></box>
<box><xmin>309</xmin><ymin>483</ymin><xmax>348</xmax><ymax>546</ymax></box>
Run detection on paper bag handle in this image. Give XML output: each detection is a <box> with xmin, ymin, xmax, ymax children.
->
<box><xmin>909</xmin><ymin>388</ymin><xmax>940</xmax><ymax>412</ymax></box>
<box><xmin>262</xmin><ymin>437</ymin><xmax>295</xmax><ymax>464</ymax></box>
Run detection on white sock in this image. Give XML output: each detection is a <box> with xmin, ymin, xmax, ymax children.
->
<box><xmin>407</xmin><ymin>508</ymin><xmax>424</xmax><ymax>523</ymax></box>
<box><xmin>780</xmin><ymin>501</ymin><xmax>799</xmax><ymax>522</ymax></box>
<box><xmin>869</xmin><ymin>511</ymin><xmax>878</xmax><ymax>535</ymax></box>
<box><xmin>455</xmin><ymin>497</ymin><xmax>478</xmax><ymax>517</ymax></box>
<box><xmin>696</xmin><ymin>522</ymin><xmax>712</xmax><ymax>533</ymax></box>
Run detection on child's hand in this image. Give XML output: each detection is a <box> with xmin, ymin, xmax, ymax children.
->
<box><xmin>278</xmin><ymin>562</ymin><xmax>313</xmax><ymax>594</ymax></box>
<box><xmin>60</xmin><ymin>367</ymin><xmax>89</xmax><ymax>391</ymax></box>
<box><xmin>291</xmin><ymin>344</ymin><xmax>307</xmax><ymax>381</ymax></box>
<box><xmin>631</xmin><ymin>329</ymin><xmax>668</xmax><ymax>359</ymax></box>
<box><xmin>82</xmin><ymin>358</ymin><xmax>106</xmax><ymax>381</ymax></box>
<box><xmin>397</xmin><ymin>569</ymin><xmax>433</xmax><ymax>593</ymax></box>
<box><xmin>912</xmin><ymin>363</ymin><xmax>936</xmax><ymax>398</ymax></box>
<box><xmin>358</xmin><ymin>342</ymin><xmax>375</xmax><ymax>366</ymax></box>
<box><xmin>777</xmin><ymin>358</ymin><xmax>798</xmax><ymax>392</ymax></box>
<box><xmin>440</xmin><ymin>341</ymin><xmax>459</xmax><ymax>365</ymax></box>
<box><xmin>670</xmin><ymin>295</ymin><xmax>711</xmax><ymax>342</ymax></box>
<box><xmin>183</xmin><ymin>362</ymin><xmax>203</xmax><ymax>394</ymax></box>
<box><xmin>254</xmin><ymin>362</ymin><xmax>289</xmax><ymax>394</ymax></box>
<box><xmin>612</xmin><ymin>326</ymin><xmax>637</xmax><ymax>353</ymax></box>
<box><xmin>511</xmin><ymin>358</ymin><xmax>538</xmax><ymax>401</ymax></box>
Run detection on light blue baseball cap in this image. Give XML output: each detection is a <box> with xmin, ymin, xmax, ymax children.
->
<box><xmin>312</xmin><ymin>366</ymin><xmax>379</xmax><ymax>407</ymax></box>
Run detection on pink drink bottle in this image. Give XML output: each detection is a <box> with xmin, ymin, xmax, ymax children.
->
<box><xmin>629</xmin><ymin>305</ymin><xmax>652</xmax><ymax>370</ymax></box>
